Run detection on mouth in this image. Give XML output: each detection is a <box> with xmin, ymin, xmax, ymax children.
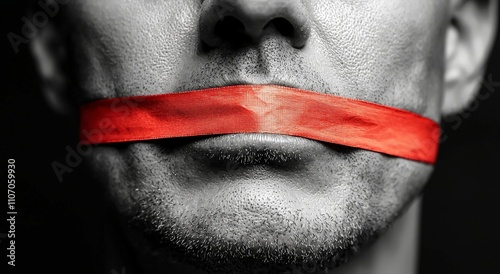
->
<box><xmin>169</xmin><ymin>40</ymin><xmax>336</xmax><ymax>167</ymax></box>
<box><xmin>174</xmin><ymin>78</ymin><xmax>333</xmax><ymax>168</ymax></box>
<box><xmin>186</xmin><ymin>133</ymin><xmax>328</xmax><ymax>169</ymax></box>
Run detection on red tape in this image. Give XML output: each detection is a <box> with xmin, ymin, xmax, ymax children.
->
<box><xmin>80</xmin><ymin>85</ymin><xmax>439</xmax><ymax>164</ymax></box>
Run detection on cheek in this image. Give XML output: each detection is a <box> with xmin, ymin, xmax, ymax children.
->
<box><xmin>378</xmin><ymin>158</ymin><xmax>434</xmax><ymax>214</ymax></box>
<box><xmin>86</xmin><ymin>144</ymin><xmax>196</xmax><ymax>218</ymax></box>
<box><xmin>307</xmin><ymin>0</ymin><xmax>449</xmax><ymax>120</ymax></box>
<box><xmin>67</xmin><ymin>0</ymin><xmax>201</xmax><ymax>100</ymax></box>
<box><xmin>325</xmin><ymin>150</ymin><xmax>433</xmax><ymax>224</ymax></box>
<box><xmin>86</xmin><ymin>146</ymin><xmax>141</xmax><ymax>216</ymax></box>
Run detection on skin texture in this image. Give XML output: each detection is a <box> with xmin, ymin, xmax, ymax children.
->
<box><xmin>67</xmin><ymin>0</ymin><xmax>441</xmax><ymax>273</ymax></box>
<box><xmin>33</xmin><ymin>0</ymin><xmax>497</xmax><ymax>273</ymax></box>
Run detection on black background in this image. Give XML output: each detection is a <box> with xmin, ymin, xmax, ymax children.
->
<box><xmin>1</xmin><ymin>1</ymin><xmax>500</xmax><ymax>273</ymax></box>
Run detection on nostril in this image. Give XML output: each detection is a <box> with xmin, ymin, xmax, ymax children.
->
<box><xmin>214</xmin><ymin>16</ymin><xmax>247</xmax><ymax>42</ymax></box>
<box><xmin>271</xmin><ymin>18</ymin><xmax>295</xmax><ymax>38</ymax></box>
<box><xmin>199</xmin><ymin>0</ymin><xmax>310</xmax><ymax>49</ymax></box>
<box><xmin>213</xmin><ymin>16</ymin><xmax>298</xmax><ymax>46</ymax></box>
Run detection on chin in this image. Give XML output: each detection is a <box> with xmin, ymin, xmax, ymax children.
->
<box><xmin>88</xmin><ymin>137</ymin><xmax>433</xmax><ymax>273</ymax></box>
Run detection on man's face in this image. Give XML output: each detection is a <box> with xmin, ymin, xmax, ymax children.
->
<box><xmin>65</xmin><ymin>0</ymin><xmax>447</xmax><ymax>272</ymax></box>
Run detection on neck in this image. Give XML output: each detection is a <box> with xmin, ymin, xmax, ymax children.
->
<box><xmin>331</xmin><ymin>197</ymin><xmax>421</xmax><ymax>274</ymax></box>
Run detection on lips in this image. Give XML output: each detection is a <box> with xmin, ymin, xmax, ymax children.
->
<box><xmin>176</xmin><ymin>70</ymin><xmax>336</xmax><ymax>169</ymax></box>
<box><xmin>186</xmin><ymin>133</ymin><xmax>328</xmax><ymax>169</ymax></box>
<box><xmin>173</xmin><ymin>36</ymin><xmax>335</xmax><ymax>165</ymax></box>
<box><xmin>171</xmin><ymin>41</ymin><xmax>337</xmax><ymax>167</ymax></box>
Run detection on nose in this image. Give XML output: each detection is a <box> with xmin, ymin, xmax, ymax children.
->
<box><xmin>199</xmin><ymin>0</ymin><xmax>311</xmax><ymax>48</ymax></box>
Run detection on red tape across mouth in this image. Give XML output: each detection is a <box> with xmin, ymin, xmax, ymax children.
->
<box><xmin>79</xmin><ymin>85</ymin><xmax>440</xmax><ymax>164</ymax></box>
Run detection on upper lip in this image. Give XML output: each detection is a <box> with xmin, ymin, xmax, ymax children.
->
<box><xmin>175</xmin><ymin>77</ymin><xmax>328</xmax><ymax>96</ymax></box>
<box><xmin>215</xmin><ymin>80</ymin><xmax>311</xmax><ymax>92</ymax></box>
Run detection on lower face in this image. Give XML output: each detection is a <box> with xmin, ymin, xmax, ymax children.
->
<box><xmin>67</xmin><ymin>0</ymin><xmax>448</xmax><ymax>272</ymax></box>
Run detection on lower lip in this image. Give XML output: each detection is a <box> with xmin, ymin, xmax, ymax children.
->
<box><xmin>189</xmin><ymin>133</ymin><xmax>325</xmax><ymax>152</ymax></box>
<box><xmin>185</xmin><ymin>133</ymin><xmax>327</xmax><ymax>167</ymax></box>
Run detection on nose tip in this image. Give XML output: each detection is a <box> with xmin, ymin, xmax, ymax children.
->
<box><xmin>199</xmin><ymin>0</ymin><xmax>311</xmax><ymax>48</ymax></box>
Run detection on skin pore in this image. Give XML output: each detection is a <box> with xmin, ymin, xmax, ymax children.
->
<box><xmin>32</xmin><ymin>0</ymin><xmax>497</xmax><ymax>273</ymax></box>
